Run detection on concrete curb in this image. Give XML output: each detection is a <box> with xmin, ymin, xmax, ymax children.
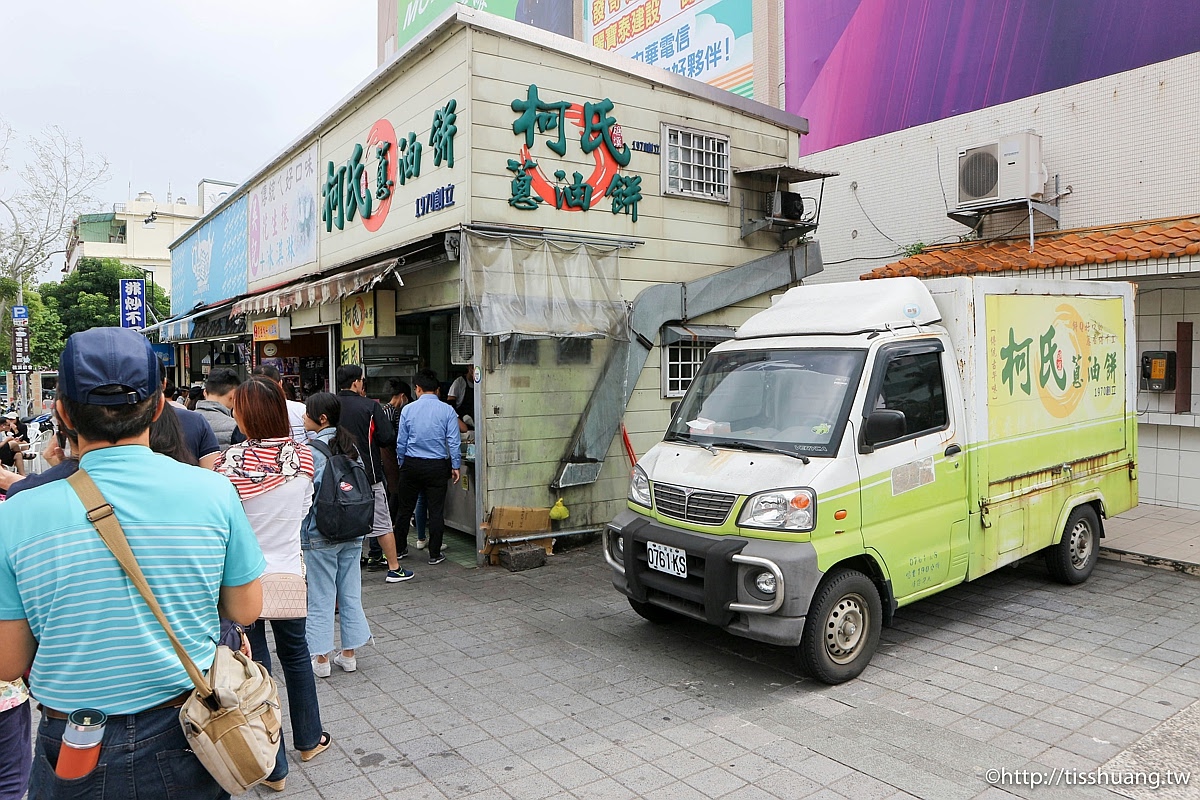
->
<box><xmin>1101</xmin><ymin>546</ymin><xmax>1200</xmax><ymax>576</ymax></box>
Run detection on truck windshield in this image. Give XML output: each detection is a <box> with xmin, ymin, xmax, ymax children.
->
<box><xmin>665</xmin><ymin>348</ymin><xmax>866</xmax><ymax>458</ymax></box>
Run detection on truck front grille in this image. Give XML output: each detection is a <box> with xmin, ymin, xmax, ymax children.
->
<box><xmin>652</xmin><ymin>483</ymin><xmax>736</xmax><ymax>526</ymax></box>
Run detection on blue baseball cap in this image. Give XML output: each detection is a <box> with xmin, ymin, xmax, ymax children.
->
<box><xmin>59</xmin><ymin>328</ymin><xmax>161</xmax><ymax>406</ymax></box>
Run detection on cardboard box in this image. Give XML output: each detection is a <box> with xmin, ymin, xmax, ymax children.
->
<box><xmin>487</xmin><ymin>506</ymin><xmax>551</xmax><ymax>533</ymax></box>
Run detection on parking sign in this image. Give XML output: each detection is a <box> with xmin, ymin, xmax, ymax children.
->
<box><xmin>11</xmin><ymin>305</ymin><xmax>28</xmax><ymax>323</ymax></box>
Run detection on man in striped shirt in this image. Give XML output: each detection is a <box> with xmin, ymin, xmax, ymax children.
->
<box><xmin>0</xmin><ymin>327</ymin><xmax>265</xmax><ymax>799</ymax></box>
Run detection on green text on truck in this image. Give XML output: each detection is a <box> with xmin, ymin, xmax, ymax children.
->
<box><xmin>606</xmin><ymin>276</ymin><xmax>1137</xmax><ymax>683</ymax></box>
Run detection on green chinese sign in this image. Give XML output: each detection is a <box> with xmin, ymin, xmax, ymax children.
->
<box><xmin>987</xmin><ymin>295</ymin><xmax>1126</xmax><ymax>438</ymax></box>
<box><xmin>505</xmin><ymin>84</ymin><xmax>642</xmax><ymax>222</ymax></box>
<box><xmin>322</xmin><ymin>99</ymin><xmax>459</xmax><ymax>233</ymax></box>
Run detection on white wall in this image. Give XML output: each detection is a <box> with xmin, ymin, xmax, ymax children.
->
<box><xmin>795</xmin><ymin>52</ymin><xmax>1200</xmax><ymax>285</ymax></box>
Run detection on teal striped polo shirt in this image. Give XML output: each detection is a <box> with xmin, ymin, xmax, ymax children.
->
<box><xmin>0</xmin><ymin>445</ymin><xmax>265</xmax><ymax>715</ymax></box>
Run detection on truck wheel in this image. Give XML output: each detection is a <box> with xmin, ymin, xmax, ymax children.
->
<box><xmin>1046</xmin><ymin>505</ymin><xmax>1100</xmax><ymax>585</ymax></box>
<box><xmin>798</xmin><ymin>569</ymin><xmax>881</xmax><ymax>684</ymax></box>
<box><xmin>628</xmin><ymin>597</ymin><xmax>678</xmax><ymax>624</ymax></box>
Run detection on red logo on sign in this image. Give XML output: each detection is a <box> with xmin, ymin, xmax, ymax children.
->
<box><xmin>521</xmin><ymin>104</ymin><xmax>621</xmax><ymax>212</ymax></box>
<box><xmin>363</xmin><ymin>119</ymin><xmax>398</xmax><ymax>233</ymax></box>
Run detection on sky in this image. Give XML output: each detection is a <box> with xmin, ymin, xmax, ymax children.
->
<box><xmin>0</xmin><ymin>0</ymin><xmax>377</xmax><ymax>280</ymax></box>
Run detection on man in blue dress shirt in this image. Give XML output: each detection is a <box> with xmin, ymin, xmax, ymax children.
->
<box><xmin>392</xmin><ymin>373</ymin><xmax>461</xmax><ymax>565</ymax></box>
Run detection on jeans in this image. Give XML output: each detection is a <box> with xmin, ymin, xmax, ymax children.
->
<box><xmin>0</xmin><ymin>701</ymin><xmax>30</xmax><ymax>800</ymax></box>
<box><xmin>29</xmin><ymin>705</ymin><xmax>225</xmax><ymax>800</ymax></box>
<box><xmin>415</xmin><ymin>493</ymin><xmax>428</xmax><ymax>540</ymax></box>
<box><xmin>393</xmin><ymin>458</ymin><xmax>452</xmax><ymax>558</ymax></box>
<box><xmin>246</xmin><ymin>618</ymin><xmax>323</xmax><ymax>781</ymax></box>
<box><xmin>303</xmin><ymin>537</ymin><xmax>371</xmax><ymax>657</ymax></box>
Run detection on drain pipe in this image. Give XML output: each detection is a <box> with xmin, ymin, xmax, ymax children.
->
<box><xmin>486</xmin><ymin>527</ymin><xmax>604</xmax><ymax>545</ymax></box>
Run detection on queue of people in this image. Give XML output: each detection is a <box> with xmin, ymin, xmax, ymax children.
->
<box><xmin>0</xmin><ymin>329</ymin><xmax>474</xmax><ymax>799</ymax></box>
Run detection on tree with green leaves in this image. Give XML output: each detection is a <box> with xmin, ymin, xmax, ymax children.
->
<box><xmin>39</xmin><ymin>257</ymin><xmax>170</xmax><ymax>338</ymax></box>
<box><xmin>0</xmin><ymin>277</ymin><xmax>65</xmax><ymax>369</ymax></box>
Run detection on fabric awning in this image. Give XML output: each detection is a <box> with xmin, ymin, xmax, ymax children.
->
<box><xmin>233</xmin><ymin>259</ymin><xmax>400</xmax><ymax>316</ymax></box>
<box><xmin>158</xmin><ymin>302</ymin><xmax>238</xmax><ymax>343</ymax></box>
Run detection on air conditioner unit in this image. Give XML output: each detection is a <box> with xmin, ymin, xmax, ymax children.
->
<box><xmin>957</xmin><ymin>131</ymin><xmax>1047</xmax><ymax>208</ymax></box>
<box><xmin>766</xmin><ymin>190</ymin><xmax>805</xmax><ymax>221</ymax></box>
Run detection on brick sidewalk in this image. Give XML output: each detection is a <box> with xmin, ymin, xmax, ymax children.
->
<box><xmin>230</xmin><ymin>539</ymin><xmax>1200</xmax><ymax>800</ymax></box>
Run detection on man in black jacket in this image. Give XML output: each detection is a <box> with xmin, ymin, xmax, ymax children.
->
<box><xmin>335</xmin><ymin>365</ymin><xmax>412</xmax><ymax>583</ymax></box>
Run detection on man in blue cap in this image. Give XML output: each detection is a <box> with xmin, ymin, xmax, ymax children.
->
<box><xmin>0</xmin><ymin>327</ymin><xmax>266</xmax><ymax>799</ymax></box>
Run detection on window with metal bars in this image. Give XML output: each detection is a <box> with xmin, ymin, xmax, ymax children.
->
<box><xmin>662</xmin><ymin>124</ymin><xmax>730</xmax><ymax>202</ymax></box>
<box><xmin>663</xmin><ymin>339</ymin><xmax>718</xmax><ymax>397</ymax></box>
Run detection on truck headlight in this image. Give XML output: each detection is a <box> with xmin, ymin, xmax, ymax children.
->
<box><xmin>628</xmin><ymin>465</ymin><xmax>652</xmax><ymax>507</ymax></box>
<box><xmin>738</xmin><ymin>488</ymin><xmax>816</xmax><ymax>532</ymax></box>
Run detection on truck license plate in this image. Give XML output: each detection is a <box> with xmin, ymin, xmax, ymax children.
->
<box><xmin>646</xmin><ymin>541</ymin><xmax>687</xmax><ymax>578</ymax></box>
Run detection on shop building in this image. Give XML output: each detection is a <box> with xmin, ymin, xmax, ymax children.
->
<box><xmin>164</xmin><ymin>7</ymin><xmax>827</xmax><ymax>558</ymax></box>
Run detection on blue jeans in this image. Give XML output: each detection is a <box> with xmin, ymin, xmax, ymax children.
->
<box><xmin>302</xmin><ymin>537</ymin><xmax>371</xmax><ymax>657</ymax></box>
<box><xmin>0</xmin><ymin>701</ymin><xmax>30</xmax><ymax>800</ymax></box>
<box><xmin>246</xmin><ymin>618</ymin><xmax>323</xmax><ymax>781</ymax></box>
<box><xmin>29</xmin><ymin>705</ymin><xmax>225</xmax><ymax>799</ymax></box>
<box><xmin>415</xmin><ymin>493</ymin><xmax>427</xmax><ymax>539</ymax></box>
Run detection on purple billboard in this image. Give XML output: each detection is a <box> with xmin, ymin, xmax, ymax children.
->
<box><xmin>788</xmin><ymin>0</ymin><xmax>1200</xmax><ymax>154</ymax></box>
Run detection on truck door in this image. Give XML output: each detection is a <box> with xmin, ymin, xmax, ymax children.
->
<box><xmin>856</xmin><ymin>340</ymin><xmax>967</xmax><ymax>600</ymax></box>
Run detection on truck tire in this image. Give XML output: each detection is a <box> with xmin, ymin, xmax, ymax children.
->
<box><xmin>1046</xmin><ymin>504</ymin><xmax>1100</xmax><ymax>585</ymax></box>
<box><xmin>628</xmin><ymin>597</ymin><xmax>678</xmax><ymax>624</ymax></box>
<box><xmin>798</xmin><ymin>569</ymin><xmax>882</xmax><ymax>684</ymax></box>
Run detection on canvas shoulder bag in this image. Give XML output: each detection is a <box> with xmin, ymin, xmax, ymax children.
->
<box><xmin>67</xmin><ymin>469</ymin><xmax>281</xmax><ymax>795</ymax></box>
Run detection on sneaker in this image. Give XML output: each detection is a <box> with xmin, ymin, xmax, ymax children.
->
<box><xmin>386</xmin><ymin>568</ymin><xmax>415</xmax><ymax>583</ymax></box>
<box><xmin>311</xmin><ymin>656</ymin><xmax>331</xmax><ymax>678</ymax></box>
<box><xmin>364</xmin><ymin>556</ymin><xmax>387</xmax><ymax>571</ymax></box>
<box><xmin>415</xmin><ymin>538</ymin><xmax>428</xmax><ymax>550</ymax></box>
<box><xmin>428</xmin><ymin>554</ymin><xmax>446</xmax><ymax>565</ymax></box>
<box><xmin>397</xmin><ymin>549</ymin><xmax>410</xmax><ymax>560</ymax></box>
<box><xmin>333</xmin><ymin>652</ymin><xmax>357</xmax><ymax>673</ymax></box>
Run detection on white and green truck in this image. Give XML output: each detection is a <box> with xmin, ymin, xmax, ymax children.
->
<box><xmin>606</xmin><ymin>276</ymin><xmax>1137</xmax><ymax>683</ymax></box>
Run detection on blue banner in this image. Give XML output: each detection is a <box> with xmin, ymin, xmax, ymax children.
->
<box><xmin>119</xmin><ymin>278</ymin><xmax>146</xmax><ymax>329</ymax></box>
<box><xmin>171</xmin><ymin>195</ymin><xmax>249</xmax><ymax>316</ymax></box>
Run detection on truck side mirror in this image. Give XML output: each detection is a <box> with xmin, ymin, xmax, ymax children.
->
<box><xmin>670</xmin><ymin>400</ymin><xmax>681</xmax><ymax>416</ymax></box>
<box><xmin>863</xmin><ymin>409</ymin><xmax>906</xmax><ymax>449</ymax></box>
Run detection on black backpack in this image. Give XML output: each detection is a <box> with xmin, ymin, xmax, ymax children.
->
<box><xmin>309</xmin><ymin>440</ymin><xmax>375</xmax><ymax>542</ymax></box>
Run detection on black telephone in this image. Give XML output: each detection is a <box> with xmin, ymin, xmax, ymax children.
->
<box><xmin>1140</xmin><ymin>351</ymin><xmax>1176</xmax><ymax>392</ymax></box>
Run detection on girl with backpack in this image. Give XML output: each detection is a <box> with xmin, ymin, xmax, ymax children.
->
<box><xmin>301</xmin><ymin>392</ymin><xmax>373</xmax><ymax>679</ymax></box>
<box><xmin>215</xmin><ymin>377</ymin><xmax>330</xmax><ymax>791</ymax></box>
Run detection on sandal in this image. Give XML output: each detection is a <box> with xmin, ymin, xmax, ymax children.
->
<box><xmin>300</xmin><ymin>731</ymin><xmax>332</xmax><ymax>762</ymax></box>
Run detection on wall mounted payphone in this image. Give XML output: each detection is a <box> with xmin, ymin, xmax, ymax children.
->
<box><xmin>1140</xmin><ymin>350</ymin><xmax>1176</xmax><ymax>392</ymax></box>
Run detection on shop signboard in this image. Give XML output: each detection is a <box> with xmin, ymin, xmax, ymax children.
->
<box><xmin>171</xmin><ymin>195</ymin><xmax>249</xmax><ymax>316</ymax></box>
<box><xmin>252</xmin><ymin>317</ymin><xmax>292</xmax><ymax>342</ymax></box>
<box><xmin>11</xmin><ymin>324</ymin><xmax>31</xmax><ymax>374</ymax></box>
<box><xmin>151</xmin><ymin>343</ymin><xmax>176</xmax><ymax>368</ymax></box>
<box><xmin>584</xmin><ymin>0</ymin><xmax>754</xmax><ymax>98</ymax></box>
<box><xmin>341</xmin><ymin>294</ymin><xmax>376</xmax><ymax>340</ymax></box>
<box><xmin>321</xmin><ymin>98</ymin><xmax>458</xmax><ymax>236</ymax></box>
<box><xmin>503</xmin><ymin>84</ymin><xmax>642</xmax><ymax>222</ymax></box>
<box><xmin>339</xmin><ymin>338</ymin><xmax>362</xmax><ymax>368</ymax></box>
<box><xmin>249</xmin><ymin>145</ymin><xmax>320</xmax><ymax>283</ymax></box>
<box><xmin>119</xmin><ymin>278</ymin><xmax>146</xmax><ymax>329</ymax></box>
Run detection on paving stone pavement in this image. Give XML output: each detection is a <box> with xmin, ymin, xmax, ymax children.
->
<box><xmin>191</xmin><ymin>543</ymin><xmax>1200</xmax><ymax>798</ymax></box>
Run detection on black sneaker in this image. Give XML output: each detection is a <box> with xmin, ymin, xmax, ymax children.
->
<box><xmin>397</xmin><ymin>550</ymin><xmax>410</xmax><ymax>560</ymax></box>
<box><xmin>428</xmin><ymin>554</ymin><xmax>446</xmax><ymax>565</ymax></box>
<box><xmin>364</xmin><ymin>556</ymin><xmax>387</xmax><ymax>571</ymax></box>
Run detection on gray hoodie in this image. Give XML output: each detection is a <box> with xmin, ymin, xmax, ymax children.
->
<box><xmin>194</xmin><ymin>400</ymin><xmax>237</xmax><ymax>450</ymax></box>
